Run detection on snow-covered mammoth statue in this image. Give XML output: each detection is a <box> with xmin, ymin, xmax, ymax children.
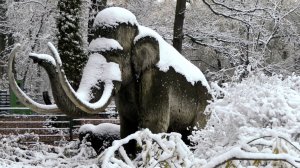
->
<box><xmin>8</xmin><ymin>7</ymin><xmax>211</xmax><ymax>145</ymax></box>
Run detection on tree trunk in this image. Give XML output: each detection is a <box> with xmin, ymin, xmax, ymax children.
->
<box><xmin>57</xmin><ymin>0</ymin><xmax>87</xmax><ymax>90</ymax></box>
<box><xmin>0</xmin><ymin>0</ymin><xmax>5</xmax><ymax>80</ymax></box>
<box><xmin>173</xmin><ymin>0</ymin><xmax>186</xmax><ymax>53</ymax></box>
<box><xmin>0</xmin><ymin>0</ymin><xmax>13</xmax><ymax>80</ymax></box>
<box><xmin>0</xmin><ymin>0</ymin><xmax>7</xmax><ymax>59</ymax></box>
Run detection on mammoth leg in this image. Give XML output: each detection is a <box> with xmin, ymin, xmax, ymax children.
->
<box><xmin>138</xmin><ymin>68</ymin><xmax>170</xmax><ymax>133</ymax></box>
<box><xmin>115</xmin><ymin>83</ymin><xmax>139</xmax><ymax>155</ymax></box>
<box><xmin>119</xmin><ymin>116</ymin><xmax>138</xmax><ymax>139</ymax></box>
<box><xmin>133</xmin><ymin>34</ymin><xmax>170</xmax><ymax>132</ymax></box>
<box><xmin>139</xmin><ymin>106</ymin><xmax>170</xmax><ymax>133</ymax></box>
<box><xmin>42</xmin><ymin>91</ymin><xmax>52</xmax><ymax>105</ymax></box>
<box><xmin>119</xmin><ymin>115</ymin><xmax>138</xmax><ymax>155</ymax></box>
<box><xmin>177</xmin><ymin>129</ymin><xmax>192</xmax><ymax>145</ymax></box>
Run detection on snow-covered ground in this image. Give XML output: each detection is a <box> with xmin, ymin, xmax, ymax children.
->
<box><xmin>190</xmin><ymin>73</ymin><xmax>300</xmax><ymax>167</ymax></box>
<box><xmin>2</xmin><ymin>73</ymin><xmax>300</xmax><ymax>167</ymax></box>
<box><xmin>0</xmin><ymin>134</ymin><xmax>99</xmax><ymax>167</ymax></box>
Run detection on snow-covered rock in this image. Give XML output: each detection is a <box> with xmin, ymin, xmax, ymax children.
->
<box><xmin>79</xmin><ymin>123</ymin><xmax>120</xmax><ymax>154</ymax></box>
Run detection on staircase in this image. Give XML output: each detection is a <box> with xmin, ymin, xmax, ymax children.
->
<box><xmin>0</xmin><ymin>114</ymin><xmax>119</xmax><ymax>145</ymax></box>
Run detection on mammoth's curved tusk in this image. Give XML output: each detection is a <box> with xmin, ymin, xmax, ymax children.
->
<box><xmin>8</xmin><ymin>44</ymin><xmax>61</xmax><ymax>114</ymax></box>
<box><xmin>48</xmin><ymin>42</ymin><xmax>111</xmax><ymax>114</ymax></box>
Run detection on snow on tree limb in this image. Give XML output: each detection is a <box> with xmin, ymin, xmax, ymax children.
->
<box><xmin>99</xmin><ymin>129</ymin><xmax>204</xmax><ymax>168</ymax></box>
<box><xmin>204</xmin><ymin>146</ymin><xmax>300</xmax><ymax>168</ymax></box>
<box><xmin>100</xmin><ymin>127</ymin><xmax>300</xmax><ymax>168</ymax></box>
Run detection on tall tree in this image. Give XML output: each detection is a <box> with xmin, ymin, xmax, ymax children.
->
<box><xmin>0</xmin><ymin>0</ymin><xmax>7</xmax><ymax>65</ymax></box>
<box><xmin>57</xmin><ymin>0</ymin><xmax>87</xmax><ymax>89</ymax></box>
<box><xmin>173</xmin><ymin>0</ymin><xmax>186</xmax><ymax>53</ymax></box>
<box><xmin>0</xmin><ymin>0</ymin><xmax>7</xmax><ymax>89</ymax></box>
<box><xmin>4</xmin><ymin>0</ymin><xmax>57</xmax><ymax>96</ymax></box>
<box><xmin>0</xmin><ymin>0</ymin><xmax>6</xmax><ymax>56</ymax></box>
<box><xmin>0</xmin><ymin>0</ymin><xmax>13</xmax><ymax>89</ymax></box>
<box><xmin>57</xmin><ymin>0</ymin><xmax>107</xmax><ymax>89</ymax></box>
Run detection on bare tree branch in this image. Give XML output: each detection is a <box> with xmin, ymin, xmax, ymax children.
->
<box><xmin>204</xmin><ymin>147</ymin><xmax>300</xmax><ymax>168</ymax></box>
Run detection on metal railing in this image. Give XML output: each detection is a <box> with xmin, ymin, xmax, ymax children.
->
<box><xmin>0</xmin><ymin>90</ymin><xmax>9</xmax><ymax>114</ymax></box>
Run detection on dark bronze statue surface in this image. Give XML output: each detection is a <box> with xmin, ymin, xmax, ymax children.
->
<box><xmin>8</xmin><ymin>7</ymin><xmax>211</xmax><ymax>148</ymax></box>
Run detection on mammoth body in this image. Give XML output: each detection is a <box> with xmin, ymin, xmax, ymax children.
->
<box><xmin>8</xmin><ymin>7</ymin><xmax>211</xmax><ymax>145</ymax></box>
<box><xmin>114</xmin><ymin>35</ymin><xmax>211</xmax><ymax>141</ymax></box>
<box><xmin>91</xmin><ymin>20</ymin><xmax>212</xmax><ymax>141</ymax></box>
<box><xmin>116</xmin><ymin>66</ymin><xmax>210</xmax><ymax>141</ymax></box>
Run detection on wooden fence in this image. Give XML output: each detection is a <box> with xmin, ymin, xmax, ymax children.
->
<box><xmin>0</xmin><ymin>114</ymin><xmax>119</xmax><ymax>145</ymax></box>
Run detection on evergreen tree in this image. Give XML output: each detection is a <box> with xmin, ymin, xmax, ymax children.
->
<box><xmin>57</xmin><ymin>0</ymin><xmax>87</xmax><ymax>89</ymax></box>
<box><xmin>0</xmin><ymin>0</ymin><xmax>13</xmax><ymax>89</ymax></box>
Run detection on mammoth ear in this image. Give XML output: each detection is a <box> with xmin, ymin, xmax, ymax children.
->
<box><xmin>132</xmin><ymin>36</ymin><xmax>159</xmax><ymax>76</ymax></box>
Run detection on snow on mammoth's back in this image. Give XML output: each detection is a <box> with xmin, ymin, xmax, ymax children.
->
<box><xmin>135</xmin><ymin>25</ymin><xmax>210</xmax><ymax>89</ymax></box>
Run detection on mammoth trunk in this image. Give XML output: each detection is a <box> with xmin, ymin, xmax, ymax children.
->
<box><xmin>8</xmin><ymin>43</ymin><xmax>114</xmax><ymax>117</ymax></box>
<box><xmin>49</xmin><ymin>43</ymin><xmax>121</xmax><ymax>114</ymax></box>
<box><xmin>39</xmin><ymin>57</ymin><xmax>88</xmax><ymax>118</ymax></box>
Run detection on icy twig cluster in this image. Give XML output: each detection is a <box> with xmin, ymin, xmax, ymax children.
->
<box><xmin>0</xmin><ymin>134</ymin><xmax>98</xmax><ymax>167</ymax></box>
<box><xmin>99</xmin><ymin>129</ymin><xmax>204</xmax><ymax>168</ymax></box>
<box><xmin>190</xmin><ymin>73</ymin><xmax>300</xmax><ymax>167</ymax></box>
<box><xmin>204</xmin><ymin>135</ymin><xmax>300</xmax><ymax>167</ymax></box>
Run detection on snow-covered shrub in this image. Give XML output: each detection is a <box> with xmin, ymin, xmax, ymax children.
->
<box><xmin>0</xmin><ymin>134</ymin><xmax>98</xmax><ymax>167</ymax></box>
<box><xmin>99</xmin><ymin>129</ymin><xmax>205</xmax><ymax>168</ymax></box>
<box><xmin>3</xmin><ymin>73</ymin><xmax>300</xmax><ymax>167</ymax></box>
<box><xmin>199</xmin><ymin>131</ymin><xmax>300</xmax><ymax>167</ymax></box>
<box><xmin>190</xmin><ymin>73</ymin><xmax>300</xmax><ymax>166</ymax></box>
<box><xmin>79</xmin><ymin>123</ymin><xmax>120</xmax><ymax>154</ymax></box>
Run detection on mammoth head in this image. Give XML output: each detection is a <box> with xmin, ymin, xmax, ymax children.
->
<box><xmin>7</xmin><ymin>7</ymin><xmax>161</xmax><ymax>116</ymax></box>
<box><xmin>8</xmin><ymin>41</ymin><xmax>124</xmax><ymax>116</ymax></box>
<box><xmin>92</xmin><ymin>7</ymin><xmax>139</xmax><ymax>53</ymax></box>
<box><xmin>49</xmin><ymin>35</ymin><xmax>160</xmax><ymax>115</ymax></box>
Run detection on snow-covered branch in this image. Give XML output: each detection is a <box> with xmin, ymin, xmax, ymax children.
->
<box><xmin>99</xmin><ymin>129</ymin><xmax>204</xmax><ymax>168</ymax></box>
<box><xmin>15</xmin><ymin>0</ymin><xmax>46</xmax><ymax>8</ymax></box>
<box><xmin>184</xmin><ymin>0</ymin><xmax>300</xmax><ymax>80</ymax></box>
<box><xmin>205</xmin><ymin>146</ymin><xmax>300</xmax><ymax>168</ymax></box>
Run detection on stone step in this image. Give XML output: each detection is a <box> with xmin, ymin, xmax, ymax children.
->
<box><xmin>73</xmin><ymin>118</ymin><xmax>120</xmax><ymax>126</ymax></box>
<box><xmin>17</xmin><ymin>134</ymin><xmax>77</xmax><ymax>144</ymax></box>
<box><xmin>0</xmin><ymin>120</ymin><xmax>71</xmax><ymax>128</ymax></box>
<box><xmin>0</xmin><ymin>128</ymin><xmax>73</xmax><ymax>135</ymax></box>
<box><xmin>0</xmin><ymin>115</ymin><xmax>71</xmax><ymax>121</ymax></box>
<box><xmin>0</xmin><ymin>114</ymin><xmax>119</xmax><ymax>145</ymax></box>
